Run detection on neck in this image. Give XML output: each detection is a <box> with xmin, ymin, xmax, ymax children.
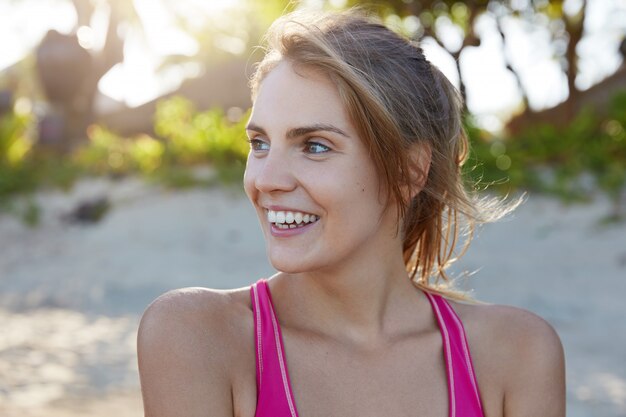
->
<box><xmin>273</xmin><ymin>241</ymin><xmax>427</xmax><ymax>347</ymax></box>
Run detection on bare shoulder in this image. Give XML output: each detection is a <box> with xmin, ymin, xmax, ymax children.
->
<box><xmin>452</xmin><ymin>301</ymin><xmax>566</xmax><ymax>417</ymax></box>
<box><xmin>139</xmin><ymin>286</ymin><xmax>253</xmax><ymax>340</ymax></box>
<box><xmin>452</xmin><ymin>301</ymin><xmax>563</xmax><ymax>356</ymax></box>
<box><xmin>137</xmin><ymin>286</ymin><xmax>253</xmax><ymax>417</ymax></box>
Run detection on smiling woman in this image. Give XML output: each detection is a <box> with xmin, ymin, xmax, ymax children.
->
<box><xmin>137</xmin><ymin>9</ymin><xmax>565</xmax><ymax>417</ymax></box>
<box><xmin>243</xmin><ymin>61</ymin><xmax>391</xmax><ymax>275</ymax></box>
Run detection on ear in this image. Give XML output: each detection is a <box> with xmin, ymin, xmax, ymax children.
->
<box><xmin>404</xmin><ymin>143</ymin><xmax>432</xmax><ymax>201</ymax></box>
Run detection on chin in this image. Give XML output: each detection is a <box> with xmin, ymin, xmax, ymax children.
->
<box><xmin>267</xmin><ymin>251</ymin><xmax>322</xmax><ymax>274</ymax></box>
<box><xmin>268</xmin><ymin>257</ymin><xmax>308</xmax><ymax>274</ymax></box>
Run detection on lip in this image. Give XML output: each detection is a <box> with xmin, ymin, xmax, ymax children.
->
<box><xmin>258</xmin><ymin>204</ymin><xmax>320</xmax><ymax>237</ymax></box>
<box><xmin>269</xmin><ymin>220</ymin><xmax>317</xmax><ymax>237</ymax></box>
<box><xmin>265</xmin><ymin>204</ymin><xmax>315</xmax><ymax>214</ymax></box>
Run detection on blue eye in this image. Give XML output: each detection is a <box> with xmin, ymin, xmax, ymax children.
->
<box><xmin>248</xmin><ymin>138</ymin><xmax>269</xmax><ymax>152</ymax></box>
<box><xmin>305</xmin><ymin>141</ymin><xmax>330</xmax><ymax>154</ymax></box>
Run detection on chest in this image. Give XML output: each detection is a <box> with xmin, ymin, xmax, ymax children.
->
<box><xmin>257</xmin><ymin>328</ymin><xmax>450</xmax><ymax>417</ymax></box>
<box><xmin>236</xmin><ymin>285</ymin><xmax>490</xmax><ymax>417</ymax></box>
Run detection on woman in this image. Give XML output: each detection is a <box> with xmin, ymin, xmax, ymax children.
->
<box><xmin>138</xmin><ymin>9</ymin><xmax>565</xmax><ymax>417</ymax></box>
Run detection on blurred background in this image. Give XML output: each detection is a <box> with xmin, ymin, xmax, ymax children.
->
<box><xmin>0</xmin><ymin>0</ymin><xmax>625</xmax><ymax>416</ymax></box>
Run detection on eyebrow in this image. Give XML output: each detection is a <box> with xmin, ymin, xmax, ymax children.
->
<box><xmin>245</xmin><ymin>122</ymin><xmax>349</xmax><ymax>139</ymax></box>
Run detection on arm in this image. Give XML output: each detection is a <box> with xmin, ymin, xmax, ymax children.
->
<box><xmin>502</xmin><ymin>309</ymin><xmax>566</xmax><ymax>417</ymax></box>
<box><xmin>137</xmin><ymin>289</ymin><xmax>234</xmax><ymax>417</ymax></box>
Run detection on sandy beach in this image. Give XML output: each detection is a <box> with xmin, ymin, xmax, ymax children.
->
<box><xmin>0</xmin><ymin>177</ymin><xmax>624</xmax><ymax>416</ymax></box>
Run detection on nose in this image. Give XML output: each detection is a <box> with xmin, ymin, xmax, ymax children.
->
<box><xmin>250</xmin><ymin>147</ymin><xmax>297</xmax><ymax>194</ymax></box>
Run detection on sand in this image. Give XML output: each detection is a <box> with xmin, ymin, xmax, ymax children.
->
<box><xmin>0</xmin><ymin>177</ymin><xmax>624</xmax><ymax>416</ymax></box>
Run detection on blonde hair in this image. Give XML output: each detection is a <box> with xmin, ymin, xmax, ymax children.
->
<box><xmin>250</xmin><ymin>9</ymin><xmax>513</xmax><ymax>299</ymax></box>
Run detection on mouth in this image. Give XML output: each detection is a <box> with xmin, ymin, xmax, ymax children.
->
<box><xmin>265</xmin><ymin>209</ymin><xmax>320</xmax><ymax>230</ymax></box>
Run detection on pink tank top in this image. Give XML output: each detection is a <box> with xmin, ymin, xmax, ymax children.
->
<box><xmin>250</xmin><ymin>279</ymin><xmax>484</xmax><ymax>417</ymax></box>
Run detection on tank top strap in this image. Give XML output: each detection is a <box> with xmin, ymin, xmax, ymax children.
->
<box><xmin>250</xmin><ymin>279</ymin><xmax>299</xmax><ymax>417</ymax></box>
<box><xmin>423</xmin><ymin>292</ymin><xmax>484</xmax><ymax>417</ymax></box>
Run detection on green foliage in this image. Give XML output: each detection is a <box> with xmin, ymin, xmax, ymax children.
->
<box><xmin>73</xmin><ymin>126</ymin><xmax>168</xmax><ymax>179</ymax></box>
<box><xmin>74</xmin><ymin>125</ymin><xmax>137</xmax><ymax>176</ymax></box>
<box><xmin>154</xmin><ymin>96</ymin><xmax>249</xmax><ymax>168</ymax></box>
<box><xmin>72</xmin><ymin>96</ymin><xmax>250</xmax><ymax>187</ymax></box>
<box><xmin>466</xmin><ymin>91</ymin><xmax>626</xmax><ymax>209</ymax></box>
<box><xmin>0</xmin><ymin>96</ymin><xmax>251</xmax><ymax>223</ymax></box>
<box><xmin>0</xmin><ymin>110</ymin><xmax>38</xmax><ymax>199</ymax></box>
<box><xmin>4</xmin><ymin>87</ymin><xmax>626</xmax><ymax>223</ymax></box>
<box><xmin>0</xmin><ymin>109</ymin><xmax>83</xmax><ymax>223</ymax></box>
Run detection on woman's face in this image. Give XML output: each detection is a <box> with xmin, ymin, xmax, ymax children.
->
<box><xmin>244</xmin><ymin>60</ymin><xmax>398</xmax><ymax>273</ymax></box>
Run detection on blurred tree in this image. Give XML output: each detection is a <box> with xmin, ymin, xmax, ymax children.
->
<box><xmin>30</xmin><ymin>0</ymin><xmax>620</xmax><ymax>140</ymax></box>
<box><xmin>324</xmin><ymin>0</ymin><xmax>626</xmax><ymax>133</ymax></box>
<box><xmin>35</xmin><ymin>0</ymin><xmax>127</xmax><ymax>150</ymax></box>
<box><xmin>334</xmin><ymin>1</ymin><xmax>589</xmax><ymax>115</ymax></box>
<box><xmin>98</xmin><ymin>0</ymin><xmax>296</xmax><ymax>136</ymax></box>
<box><xmin>33</xmin><ymin>0</ymin><xmax>295</xmax><ymax>140</ymax></box>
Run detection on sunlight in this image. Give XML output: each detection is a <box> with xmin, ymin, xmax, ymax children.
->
<box><xmin>0</xmin><ymin>0</ymin><xmax>245</xmax><ymax>107</ymax></box>
<box><xmin>98</xmin><ymin>28</ymin><xmax>162</xmax><ymax>106</ymax></box>
<box><xmin>0</xmin><ymin>0</ymin><xmax>621</xmax><ymax>116</ymax></box>
<box><xmin>184</xmin><ymin>0</ymin><xmax>245</xmax><ymax>14</ymax></box>
<box><xmin>0</xmin><ymin>0</ymin><xmax>76</xmax><ymax>72</ymax></box>
<box><xmin>97</xmin><ymin>0</ymin><xmax>244</xmax><ymax>107</ymax></box>
<box><xmin>133</xmin><ymin>0</ymin><xmax>199</xmax><ymax>57</ymax></box>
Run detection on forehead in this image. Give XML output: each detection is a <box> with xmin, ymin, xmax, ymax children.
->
<box><xmin>250</xmin><ymin>61</ymin><xmax>353</xmax><ymax>133</ymax></box>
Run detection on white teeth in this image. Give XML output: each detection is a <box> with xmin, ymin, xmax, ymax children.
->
<box><xmin>266</xmin><ymin>209</ymin><xmax>318</xmax><ymax>226</ymax></box>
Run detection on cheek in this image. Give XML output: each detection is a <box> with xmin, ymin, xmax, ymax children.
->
<box><xmin>319</xmin><ymin>163</ymin><xmax>383</xmax><ymax>212</ymax></box>
<box><xmin>351</xmin><ymin>162</ymin><xmax>382</xmax><ymax>200</ymax></box>
<box><xmin>243</xmin><ymin>155</ymin><xmax>258</xmax><ymax>201</ymax></box>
